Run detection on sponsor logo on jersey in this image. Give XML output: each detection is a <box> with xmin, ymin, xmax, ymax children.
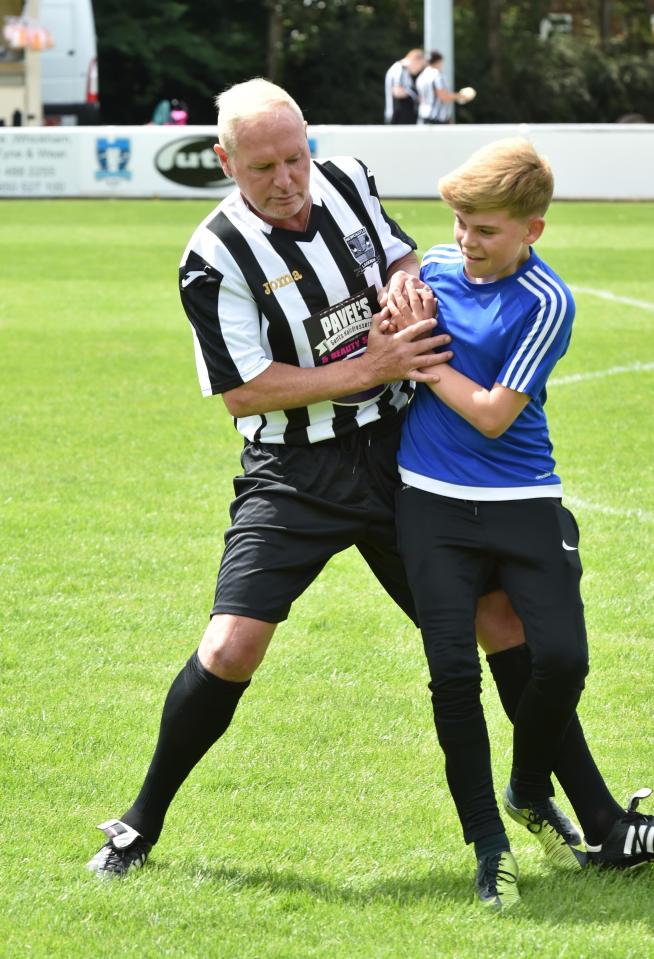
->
<box><xmin>314</xmin><ymin>295</ymin><xmax>373</xmax><ymax>356</ymax></box>
<box><xmin>303</xmin><ymin>286</ymin><xmax>386</xmax><ymax>405</ymax></box>
<box><xmin>155</xmin><ymin>137</ymin><xmax>234</xmax><ymax>191</ymax></box>
<box><xmin>344</xmin><ymin>228</ymin><xmax>378</xmax><ymax>272</ymax></box>
<box><xmin>262</xmin><ymin>271</ymin><xmax>303</xmax><ymax>295</ymax></box>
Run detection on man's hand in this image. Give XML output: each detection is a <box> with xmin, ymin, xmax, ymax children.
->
<box><xmin>222</xmin><ymin>280</ymin><xmax>450</xmax><ymax>418</ymax></box>
<box><xmin>363</xmin><ymin>310</ymin><xmax>452</xmax><ymax>384</ymax></box>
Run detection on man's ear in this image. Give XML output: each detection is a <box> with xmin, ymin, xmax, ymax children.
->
<box><xmin>213</xmin><ymin>144</ymin><xmax>231</xmax><ymax>176</ymax></box>
<box><xmin>525</xmin><ymin>217</ymin><xmax>545</xmax><ymax>244</ymax></box>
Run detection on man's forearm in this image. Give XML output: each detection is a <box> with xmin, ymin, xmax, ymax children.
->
<box><xmin>386</xmin><ymin>252</ymin><xmax>421</xmax><ymax>283</ymax></box>
<box><xmin>222</xmin><ymin>358</ymin><xmax>377</xmax><ymax>417</ymax></box>
<box><xmin>223</xmin><ymin>256</ymin><xmax>447</xmax><ymax>419</ymax></box>
<box><xmin>223</xmin><ymin>317</ymin><xmax>450</xmax><ymax>417</ymax></box>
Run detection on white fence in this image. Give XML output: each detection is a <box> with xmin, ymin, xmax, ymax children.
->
<box><xmin>0</xmin><ymin>123</ymin><xmax>652</xmax><ymax>200</ymax></box>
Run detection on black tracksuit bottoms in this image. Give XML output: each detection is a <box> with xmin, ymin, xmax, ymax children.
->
<box><xmin>396</xmin><ymin>487</ymin><xmax>589</xmax><ymax>844</ymax></box>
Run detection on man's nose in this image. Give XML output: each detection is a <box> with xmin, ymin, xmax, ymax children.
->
<box><xmin>273</xmin><ymin>164</ymin><xmax>292</xmax><ymax>190</ymax></box>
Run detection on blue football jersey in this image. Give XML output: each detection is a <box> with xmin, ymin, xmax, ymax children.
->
<box><xmin>398</xmin><ymin>245</ymin><xmax>575</xmax><ymax>499</ymax></box>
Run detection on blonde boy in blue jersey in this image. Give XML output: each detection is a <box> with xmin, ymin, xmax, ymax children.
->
<box><xmin>389</xmin><ymin>138</ymin><xmax>654</xmax><ymax>910</ymax></box>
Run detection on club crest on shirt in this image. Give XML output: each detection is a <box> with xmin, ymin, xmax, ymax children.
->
<box><xmin>344</xmin><ymin>228</ymin><xmax>378</xmax><ymax>273</ymax></box>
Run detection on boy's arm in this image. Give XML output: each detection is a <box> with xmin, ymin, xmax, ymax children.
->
<box><xmin>387</xmin><ymin>281</ymin><xmax>530</xmax><ymax>437</ymax></box>
<box><xmin>427</xmin><ymin>367</ymin><xmax>529</xmax><ymax>438</ymax></box>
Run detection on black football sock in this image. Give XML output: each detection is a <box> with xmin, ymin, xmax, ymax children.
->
<box><xmin>121</xmin><ymin>651</ymin><xmax>250</xmax><ymax>844</ymax></box>
<box><xmin>474</xmin><ymin>830</ymin><xmax>511</xmax><ymax>860</ymax></box>
<box><xmin>510</xmin><ymin>673</ymin><xmax>582</xmax><ymax>801</ymax></box>
<box><xmin>487</xmin><ymin>645</ymin><xmax>623</xmax><ymax>844</ymax></box>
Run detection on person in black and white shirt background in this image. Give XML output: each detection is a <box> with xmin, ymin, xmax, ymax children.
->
<box><xmin>417</xmin><ymin>51</ymin><xmax>474</xmax><ymax>125</ymax></box>
<box><xmin>384</xmin><ymin>48</ymin><xmax>425</xmax><ymax>124</ymax></box>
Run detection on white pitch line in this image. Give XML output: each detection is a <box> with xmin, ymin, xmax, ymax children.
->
<box><xmin>570</xmin><ymin>285</ymin><xmax>654</xmax><ymax>312</ymax></box>
<box><xmin>550</xmin><ymin>361</ymin><xmax>654</xmax><ymax>386</ymax></box>
<box><xmin>564</xmin><ymin>495</ymin><xmax>654</xmax><ymax>525</ymax></box>
<box><xmin>545</xmin><ymin>288</ymin><xmax>653</xmax><ymax>525</ymax></box>
<box><xmin>550</xmin><ymin>286</ymin><xmax>654</xmax><ymax>383</ymax></box>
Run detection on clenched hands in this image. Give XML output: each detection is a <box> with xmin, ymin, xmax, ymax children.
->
<box><xmin>364</xmin><ymin>275</ymin><xmax>450</xmax><ymax>383</ymax></box>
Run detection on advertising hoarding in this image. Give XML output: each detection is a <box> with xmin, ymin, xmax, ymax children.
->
<box><xmin>1</xmin><ymin>124</ymin><xmax>653</xmax><ymax>200</ymax></box>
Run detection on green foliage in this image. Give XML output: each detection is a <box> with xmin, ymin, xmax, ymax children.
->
<box><xmin>93</xmin><ymin>0</ymin><xmax>268</xmax><ymax>123</ymax></box>
<box><xmin>93</xmin><ymin>0</ymin><xmax>422</xmax><ymax>124</ymax></box>
<box><xmin>455</xmin><ymin>4</ymin><xmax>654</xmax><ymax>123</ymax></box>
<box><xmin>614</xmin><ymin>49</ymin><xmax>654</xmax><ymax>119</ymax></box>
<box><xmin>278</xmin><ymin>0</ymin><xmax>423</xmax><ymax>124</ymax></box>
<box><xmin>92</xmin><ymin>0</ymin><xmax>654</xmax><ymax>124</ymax></box>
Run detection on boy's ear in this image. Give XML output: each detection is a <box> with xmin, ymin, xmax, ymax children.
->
<box><xmin>525</xmin><ymin>217</ymin><xmax>545</xmax><ymax>244</ymax></box>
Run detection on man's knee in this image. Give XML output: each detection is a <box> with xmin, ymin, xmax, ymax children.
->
<box><xmin>475</xmin><ymin>590</ymin><xmax>525</xmax><ymax>654</ymax></box>
<box><xmin>198</xmin><ymin>614</ymin><xmax>277</xmax><ymax>681</ymax></box>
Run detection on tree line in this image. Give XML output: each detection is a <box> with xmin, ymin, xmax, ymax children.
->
<box><xmin>94</xmin><ymin>0</ymin><xmax>654</xmax><ymax>125</ymax></box>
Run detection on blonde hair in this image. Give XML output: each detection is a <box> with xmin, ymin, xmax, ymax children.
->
<box><xmin>215</xmin><ymin>78</ymin><xmax>304</xmax><ymax>155</ymax></box>
<box><xmin>438</xmin><ymin>138</ymin><xmax>554</xmax><ymax>219</ymax></box>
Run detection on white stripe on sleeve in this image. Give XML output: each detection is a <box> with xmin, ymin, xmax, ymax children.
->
<box><xmin>421</xmin><ymin>244</ymin><xmax>461</xmax><ymax>266</ymax></box>
<box><xmin>504</xmin><ymin>268</ymin><xmax>568</xmax><ymax>392</ymax></box>
<box><xmin>192</xmin><ymin>327</ymin><xmax>213</xmax><ymax>397</ymax></box>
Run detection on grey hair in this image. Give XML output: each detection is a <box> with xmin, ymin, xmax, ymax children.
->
<box><xmin>215</xmin><ymin>78</ymin><xmax>304</xmax><ymax>155</ymax></box>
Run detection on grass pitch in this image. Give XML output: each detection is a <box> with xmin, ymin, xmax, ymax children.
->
<box><xmin>1</xmin><ymin>198</ymin><xmax>653</xmax><ymax>959</ymax></box>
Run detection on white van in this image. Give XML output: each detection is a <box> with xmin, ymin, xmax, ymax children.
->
<box><xmin>39</xmin><ymin>0</ymin><xmax>99</xmax><ymax>123</ymax></box>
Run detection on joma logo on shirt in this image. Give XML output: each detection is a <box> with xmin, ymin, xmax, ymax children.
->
<box><xmin>262</xmin><ymin>271</ymin><xmax>303</xmax><ymax>295</ymax></box>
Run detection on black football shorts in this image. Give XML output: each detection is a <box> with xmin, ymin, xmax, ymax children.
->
<box><xmin>212</xmin><ymin>414</ymin><xmax>418</xmax><ymax>624</ymax></box>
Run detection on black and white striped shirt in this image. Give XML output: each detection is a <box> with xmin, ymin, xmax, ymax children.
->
<box><xmin>384</xmin><ymin>60</ymin><xmax>419</xmax><ymax>122</ymax></box>
<box><xmin>417</xmin><ymin>66</ymin><xmax>452</xmax><ymax>123</ymax></box>
<box><xmin>179</xmin><ymin>156</ymin><xmax>416</xmax><ymax>446</ymax></box>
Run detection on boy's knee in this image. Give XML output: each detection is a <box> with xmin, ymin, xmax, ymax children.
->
<box><xmin>532</xmin><ymin>644</ymin><xmax>588</xmax><ymax>694</ymax></box>
<box><xmin>428</xmin><ymin>672</ymin><xmax>483</xmax><ymax>726</ymax></box>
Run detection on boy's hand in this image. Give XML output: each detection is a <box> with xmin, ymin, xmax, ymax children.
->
<box><xmin>381</xmin><ymin>285</ymin><xmax>438</xmax><ymax>337</ymax></box>
<box><xmin>378</xmin><ymin>272</ymin><xmax>433</xmax><ymax>323</ymax></box>
<box><xmin>387</xmin><ymin>283</ymin><xmax>437</xmax><ymax>330</ymax></box>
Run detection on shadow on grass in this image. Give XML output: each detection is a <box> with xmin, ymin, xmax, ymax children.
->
<box><xmin>165</xmin><ymin>858</ymin><xmax>654</xmax><ymax>928</ymax></box>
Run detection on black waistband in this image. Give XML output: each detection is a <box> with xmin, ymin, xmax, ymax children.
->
<box><xmin>317</xmin><ymin>411</ymin><xmax>405</xmax><ymax>448</ymax></box>
<box><xmin>244</xmin><ymin>411</ymin><xmax>406</xmax><ymax>452</ymax></box>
